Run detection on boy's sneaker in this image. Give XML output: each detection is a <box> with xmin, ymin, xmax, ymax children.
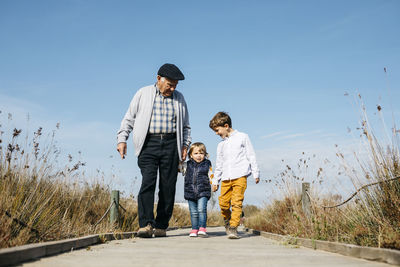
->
<box><xmin>224</xmin><ymin>219</ymin><xmax>231</xmax><ymax>235</ymax></box>
<box><xmin>137</xmin><ymin>223</ymin><xmax>153</xmax><ymax>238</ymax></box>
<box><xmin>198</xmin><ymin>227</ymin><xmax>208</xmax><ymax>238</ymax></box>
<box><xmin>189</xmin><ymin>229</ymin><xmax>198</xmax><ymax>237</ymax></box>
<box><xmin>228</xmin><ymin>227</ymin><xmax>240</xmax><ymax>239</ymax></box>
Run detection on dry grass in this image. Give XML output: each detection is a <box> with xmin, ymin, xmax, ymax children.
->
<box><xmin>245</xmin><ymin>97</ymin><xmax>400</xmax><ymax>250</ymax></box>
<box><xmin>0</xmin><ymin>115</ymin><xmax>144</xmax><ymax>248</ymax></box>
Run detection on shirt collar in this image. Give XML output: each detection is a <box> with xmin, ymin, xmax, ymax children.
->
<box><xmin>155</xmin><ymin>84</ymin><xmax>173</xmax><ymax>98</ymax></box>
<box><xmin>225</xmin><ymin>130</ymin><xmax>237</xmax><ymax>140</ymax></box>
<box><xmin>155</xmin><ymin>84</ymin><xmax>161</xmax><ymax>96</ymax></box>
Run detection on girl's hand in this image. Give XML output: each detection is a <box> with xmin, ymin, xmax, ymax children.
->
<box><xmin>255</xmin><ymin>178</ymin><xmax>260</xmax><ymax>184</ymax></box>
<box><xmin>212</xmin><ymin>185</ymin><xmax>219</xmax><ymax>192</ymax></box>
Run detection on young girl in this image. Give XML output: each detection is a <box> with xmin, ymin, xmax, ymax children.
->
<box><xmin>183</xmin><ymin>142</ymin><xmax>214</xmax><ymax>237</ymax></box>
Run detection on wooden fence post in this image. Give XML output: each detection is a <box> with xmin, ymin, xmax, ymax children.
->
<box><xmin>302</xmin><ymin>182</ymin><xmax>311</xmax><ymax>219</ymax></box>
<box><xmin>110</xmin><ymin>190</ymin><xmax>120</xmax><ymax>225</ymax></box>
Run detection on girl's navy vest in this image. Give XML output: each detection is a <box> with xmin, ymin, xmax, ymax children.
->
<box><xmin>184</xmin><ymin>159</ymin><xmax>212</xmax><ymax>201</ymax></box>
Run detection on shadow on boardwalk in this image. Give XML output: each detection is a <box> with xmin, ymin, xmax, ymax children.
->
<box><xmin>167</xmin><ymin>228</ymin><xmax>252</xmax><ymax>239</ymax></box>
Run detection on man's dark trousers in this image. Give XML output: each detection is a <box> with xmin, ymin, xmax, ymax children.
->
<box><xmin>137</xmin><ymin>134</ymin><xmax>179</xmax><ymax>229</ymax></box>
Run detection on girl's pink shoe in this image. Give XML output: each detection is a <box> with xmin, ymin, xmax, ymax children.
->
<box><xmin>189</xmin><ymin>229</ymin><xmax>198</xmax><ymax>237</ymax></box>
<box><xmin>198</xmin><ymin>227</ymin><xmax>208</xmax><ymax>237</ymax></box>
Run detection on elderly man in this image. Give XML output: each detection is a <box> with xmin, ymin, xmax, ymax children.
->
<box><xmin>117</xmin><ymin>63</ymin><xmax>191</xmax><ymax>238</ymax></box>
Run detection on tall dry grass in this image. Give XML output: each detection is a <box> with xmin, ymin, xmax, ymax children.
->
<box><xmin>246</xmin><ymin>96</ymin><xmax>400</xmax><ymax>250</ymax></box>
<box><xmin>0</xmin><ymin>114</ymin><xmax>142</xmax><ymax>248</ymax></box>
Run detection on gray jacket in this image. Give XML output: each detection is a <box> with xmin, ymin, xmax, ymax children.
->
<box><xmin>117</xmin><ymin>84</ymin><xmax>191</xmax><ymax>160</ymax></box>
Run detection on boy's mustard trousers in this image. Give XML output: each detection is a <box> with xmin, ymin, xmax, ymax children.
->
<box><xmin>218</xmin><ymin>176</ymin><xmax>247</xmax><ymax>227</ymax></box>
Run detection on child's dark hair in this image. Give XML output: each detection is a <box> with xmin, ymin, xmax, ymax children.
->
<box><xmin>188</xmin><ymin>142</ymin><xmax>209</xmax><ymax>159</ymax></box>
<box><xmin>209</xmin><ymin>111</ymin><xmax>232</xmax><ymax>130</ymax></box>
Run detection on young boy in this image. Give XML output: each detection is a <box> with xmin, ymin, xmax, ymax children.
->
<box><xmin>209</xmin><ymin>111</ymin><xmax>260</xmax><ymax>239</ymax></box>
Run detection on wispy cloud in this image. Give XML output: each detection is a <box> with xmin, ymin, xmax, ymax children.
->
<box><xmin>261</xmin><ymin>130</ymin><xmax>324</xmax><ymax>141</ymax></box>
<box><xmin>278</xmin><ymin>130</ymin><xmax>323</xmax><ymax>140</ymax></box>
<box><xmin>0</xmin><ymin>93</ymin><xmax>45</xmax><ymax>122</ymax></box>
<box><xmin>261</xmin><ymin>131</ymin><xmax>287</xmax><ymax>139</ymax></box>
<box><xmin>277</xmin><ymin>133</ymin><xmax>306</xmax><ymax>140</ymax></box>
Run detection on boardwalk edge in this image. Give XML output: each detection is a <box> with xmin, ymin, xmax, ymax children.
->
<box><xmin>0</xmin><ymin>232</ymin><xmax>136</xmax><ymax>267</ymax></box>
<box><xmin>246</xmin><ymin>228</ymin><xmax>400</xmax><ymax>265</ymax></box>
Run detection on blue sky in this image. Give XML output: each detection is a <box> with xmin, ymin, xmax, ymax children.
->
<box><xmin>1</xmin><ymin>0</ymin><xmax>399</xmax><ymax>205</ymax></box>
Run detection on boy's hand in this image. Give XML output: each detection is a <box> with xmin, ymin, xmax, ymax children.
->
<box><xmin>255</xmin><ymin>178</ymin><xmax>260</xmax><ymax>184</ymax></box>
<box><xmin>212</xmin><ymin>185</ymin><xmax>219</xmax><ymax>192</ymax></box>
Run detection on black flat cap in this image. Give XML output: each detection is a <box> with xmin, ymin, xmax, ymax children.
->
<box><xmin>157</xmin><ymin>63</ymin><xmax>185</xmax><ymax>80</ymax></box>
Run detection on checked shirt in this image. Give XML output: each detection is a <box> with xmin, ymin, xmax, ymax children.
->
<box><xmin>148</xmin><ymin>88</ymin><xmax>176</xmax><ymax>134</ymax></box>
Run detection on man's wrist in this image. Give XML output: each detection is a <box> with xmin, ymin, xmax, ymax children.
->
<box><xmin>117</xmin><ymin>136</ymin><xmax>128</xmax><ymax>143</ymax></box>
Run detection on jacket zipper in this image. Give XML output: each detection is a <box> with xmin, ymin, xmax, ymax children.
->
<box><xmin>193</xmin><ymin>163</ymin><xmax>198</xmax><ymax>197</ymax></box>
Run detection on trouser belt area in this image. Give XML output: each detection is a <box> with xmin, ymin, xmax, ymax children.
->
<box><xmin>148</xmin><ymin>133</ymin><xmax>176</xmax><ymax>140</ymax></box>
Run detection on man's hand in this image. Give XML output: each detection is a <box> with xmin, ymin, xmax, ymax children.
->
<box><xmin>212</xmin><ymin>185</ymin><xmax>219</xmax><ymax>192</ymax></box>
<box><xmin>117</xmin><ymin>142</ymin><xmax>127</xmax><ymax>159</ymax></box>
<box><xmin>255</xmin><ymin>178</ymin><xmax>260</xmax><ymax>184</ymax></box>
<box><xmin>181</xmin><ymin>146</ymin><xmax>188</xmax><ymax>161</ymax></box>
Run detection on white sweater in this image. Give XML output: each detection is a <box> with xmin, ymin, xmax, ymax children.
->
<box><xmin>214</xmin><ymin>130</ymin><xmax>260</xmax><ymax>185</ymax></box>
<box><xmin>117</xmin><ymin>84</ymin><xmax>191</xmax><ymax>160</ymax></box>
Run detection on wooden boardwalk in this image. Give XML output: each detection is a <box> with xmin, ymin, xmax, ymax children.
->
<box><xmin>21</xmin><ymin>227</ymin><xmax>392</xmax><ymax>267</ymax></box>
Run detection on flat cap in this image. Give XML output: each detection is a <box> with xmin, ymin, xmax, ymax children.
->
<box><xmin>157</xmin><ymin>63</ymin><xmax>185</xmax><ymax>80</ymax></box>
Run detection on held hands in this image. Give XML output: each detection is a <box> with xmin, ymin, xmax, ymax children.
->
<box><xmin>181</xmin><ymin>146</ymin><xmax>188</xmax><ymax>161</ymax></box>
<box><xmin>117</xmin><ymin>143</ymin><xmax>127</xmax><ymax>159</ymax></box>
<box><xmin>212</xmin><ymin>184</ymin><xmax>219</xmax><ymax>192</ymax></box>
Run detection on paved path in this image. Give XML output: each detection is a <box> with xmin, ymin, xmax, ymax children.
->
<box><xmin>21</xmin><ymin>227</ymin><xmax>391</xmax><ymax>267</ymax></box>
